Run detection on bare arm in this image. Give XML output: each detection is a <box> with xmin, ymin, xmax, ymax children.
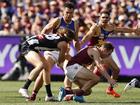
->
<box><xmin>57</xmin><ymin>41</ymin><xmax>68</xmax><ymax>65</ymax></box>
<box><xmin>91</xmin><ymin>49</ymin><xmax>116</xmax><ymax>85</ymax></box>
<box><xmin>114</xmin><ymin>26</ymin><xmax>137</xmax><ymax>33</ymax></box>
<box><xmin>73</xmin><ymin>20</ymin><xmax>80</xmax><ymax>51</ymax></box>
<box><xmin>80</xmin><ymin>24</ymin><xmax>97</xmax><ymax>46</ymax></box>
<box><xmin>40</xmin><ymin>18</ymin><xmax>60</xmax><ymax>34</ymax></box>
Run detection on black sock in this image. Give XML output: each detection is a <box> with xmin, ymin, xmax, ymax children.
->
<box><xmin>135</xmin><ymin>80</ymin><xmax>140</xmax><ymax>88</ymax></box>
<box><xmin>45</xmin><ymin>84</ymin><xmax>52</xmax><ymax>97</ymax></box>
<box><xmin>65</xmin><ymin>89</ymin><xmax>73</xmax><ymax>94</ymax></box>
<box><xmin>22</xmin><ymin>79</ymin><xmax>32</xmax><ymax>89</ymax></box>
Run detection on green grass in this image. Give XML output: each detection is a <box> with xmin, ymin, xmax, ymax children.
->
<box><xmin>0</xmin><ymin>81</ymin><xmax>140</xmax><ymax>105</ymax></box>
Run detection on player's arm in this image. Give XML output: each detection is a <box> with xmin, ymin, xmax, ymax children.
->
<box><xmin>80</xmin><ymin>23</ymin><xmax>98</xmax><ymax>46</ymax></box>
<box><xmin>40</xmin><ymin>17</ymin><xmax>60</xmax><ymax>34</ymax></box>
<box><xmin>107</xmin><ymin>56</ymin><xmax>120</xmax><ymax>80</ymax></box>
<box><xmin>73</xmin><ymin>20</ymin><xmax>80</xmax><ymax>51</ymax></box>
<box><xmin>57</xmin><ymin>41</ymin><xmax>68</xmax><ymax>67</ymax></box>
<box><xmin>91</xmin><ymin>49</ymin><xmax>116</xmax><ymax>85</ymax></box>
<box><xmin>113</xmin><ymin>25</ymin><xmax>139</xmax><ymax>34</ymax></box>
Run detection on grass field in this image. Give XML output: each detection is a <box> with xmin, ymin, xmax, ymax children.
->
<box><xmin>0</xmin><ymin>81</ymin><xmax>140</xmax><ymax>105</ymax></box>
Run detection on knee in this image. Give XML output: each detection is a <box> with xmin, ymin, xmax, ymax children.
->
<box><xmin>36</xmin><ymin>62</ymin><xmax>44</xmax><ymax>71</ymax></box>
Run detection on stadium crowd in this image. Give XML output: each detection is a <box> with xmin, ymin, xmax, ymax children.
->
<box><xmin>0</xmin><ymin>0</ymin><xmax>140</xmax><ymax>37</ymax></box>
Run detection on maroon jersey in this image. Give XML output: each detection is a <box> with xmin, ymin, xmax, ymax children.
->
<box><xmin>67</xmin><ymin>47</ymin><xmax>93</xmax><ymax>66</ymax></box>
<box><xmin>88</xmin><ymin>27</ymin><xmax>113</xmax><ymax>46</ymax></box>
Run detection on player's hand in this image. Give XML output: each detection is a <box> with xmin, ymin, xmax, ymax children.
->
<box><xmin>135</xmin><ymin>25</ymin><xmax>140</xmax><ymax>35</ymax></box>
<box><xmin>37</xmin><ymin>34</ymin><xmax>44</xmax><ymax>39</ymax></box>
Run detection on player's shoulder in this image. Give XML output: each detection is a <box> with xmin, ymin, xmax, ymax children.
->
<box><xmin>88</xmin><ymin>46</ymin><xmax>100</xmax><ymax>57</ymax></box>
<box><xmin>49</xmin><ymin>17</ymin><xmax>61</xmax><ymax>23</ymax></box>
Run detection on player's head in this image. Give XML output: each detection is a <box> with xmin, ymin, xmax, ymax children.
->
<box><xmin>63</xmin><ymin>2</ymin><xmax>75</xmax><ymax>21</ymax></box>
<box><xmin>100</xmin><ymin>42</ymin><xmax>114</xmax><ymax>58</ymax></box>
<box><xmin>57</xmin><ymin>27</ymin><xmax>75</xmax><ymax>41</ymax></box>
<box><xmin>99</xmin><ymin>10</ymin><xmax>110</xmax><ymax>24</ymax></box>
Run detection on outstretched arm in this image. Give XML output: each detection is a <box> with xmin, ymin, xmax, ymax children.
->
<box><xmin>114</xmin><ymin>26</ymin><xmax>139</xmax><ymax>34</ymax></box>
<box><xmin>80</xmin><ymin>24</ymin><xmax>98</xmax><ymax>46</ymax></box>
<box><xmin>73</xmin><ymin>20</ymin><xmax>80</xmax><ymax>51</ymax></box>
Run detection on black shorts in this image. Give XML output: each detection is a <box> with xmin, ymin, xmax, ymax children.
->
<box><xmin>21</xmin><ymin>42</ymin><xmax>38</xmax><ymax>55</ymax></box>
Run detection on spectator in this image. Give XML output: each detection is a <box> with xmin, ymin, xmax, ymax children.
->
<box><xmin>0</xmin><ymin>23</ymin><xmax>11</xmax><ymax>35</ymax></box>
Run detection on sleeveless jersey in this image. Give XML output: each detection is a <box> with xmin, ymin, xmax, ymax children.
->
<box><xmin>21</xmin><ymin>34</ymin><xmax>69</xmax><ymax>53</ymax></box>
<box><xmin>67</xmin><ymin>47</ymin><xmax>93</xmax><ymax>66</ymax></box>
<box><xmin>88</xmin><ymin>27</ymin><xmax>113</xmax><ymax>46</ymax></box>
<box><xmin>54</xmin><ymin>17</ymin><xmax>75</xmax><ymax>33</ymax></box>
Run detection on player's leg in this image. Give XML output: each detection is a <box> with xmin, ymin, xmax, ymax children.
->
<box><xmin>58</xmin><ymin>64</ymin><xmax>100</xmax><ymax>102</ymax></box>
<box><xmin>42</xmin><ymin>56</ymin><xmax>56</xmax><ymax>101</ymax></box>
<box><xmin>27</xmin><ymin>52</ymin><xmax>57</xmax><ymax>101</ymax></box>
<box><xmin>74</xmin><ymin>67</ymin><xmax>100</xmax><ymax>93</ymax></box>
<box><xmin>19</xmin><ymin>51</ymin><xmax>45</xmax><ymax>98</ymax></box>
<box><xmin>43</xmin><ymin>51</ymin><xmax>59</xmax><ymax>101</ymax></box>
<box><xmin>124</xmin><ymin>78</ymin><xmax>140</xmax><ymax>92</ymax></box>
<box><xmin>68</xmin><ymin>67</ymin><xmax>100</xmax><ymax>102</ymax></box>
<box><xmin>27</xmin><ymin>71</ymin><xmax>43</xmax><ymax>101</ymax></box>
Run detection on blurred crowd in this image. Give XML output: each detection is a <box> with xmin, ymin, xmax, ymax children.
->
<box><xmin>0</xmin><ymin>0</ymin><xmax>140</xmax><ymax>37</ymax></box>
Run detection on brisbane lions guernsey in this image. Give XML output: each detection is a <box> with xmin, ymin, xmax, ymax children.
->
<box><xmin>67</xmin><ymin>47</ymin><xmax>93</xmax><ymax>66</ymax></box>
<box><xmin>88</xmin><ymin>27</ymin><xmax>113</xmax><ymax>46</ymax></box>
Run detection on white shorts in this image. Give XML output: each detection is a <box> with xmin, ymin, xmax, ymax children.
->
<box><xmin>64</xmin><ymin>63</ymin><xmax>83</xmax><ymax>81</ymax></box>
<box><xmin>44</xmin><ymin>51</ymin><xmax>59</xmax><ymax>63</ymax></box>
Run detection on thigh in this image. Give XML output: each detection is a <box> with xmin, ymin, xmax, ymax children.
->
<box><xmin>44</xmin><ymin>51</ymin><xmax>59</xmax><ymax>63</ymax></box>
<box><xmin>25</xmin><ymin>51</ymin><xmax>44</xmax><ymax>66</ymax></box>
<box><xmin>75</xmin><ymin>67</ymin><xmax>99</xmax><ymax>81</ymax></box>
<box><xmin>74</xmin><ymin>68</ymin><xmax>100</xmax><ymax>89</ymax></box>
<box><xmin>74</xmin><ymin>78</ymin><xmax>88</xmax><ymax>89</ymax></box>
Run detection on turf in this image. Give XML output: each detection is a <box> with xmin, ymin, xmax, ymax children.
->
<box><xmin>0</xmin><ymin>81</ymin><xmax>140</xmax><ymax>105</ymax></box>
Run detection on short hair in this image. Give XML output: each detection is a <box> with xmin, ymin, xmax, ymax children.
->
<box><xmin>102</xmin><ymin>42</ymin><xmax>114</xmax><ymax>51</ymax></box>
<box><xmin>100</xmin><ymin>10</ymin><xmax>110</xmax><ymax>16</ymax></box>
<box><xmin>57</xmin><ymin>27</ymin><xmax>75</xmax><ymax>41</ymax></box>
<box><xmin>64</xmin><ymin>2</ymin><xmax>75</xmax><ymax>9</ymax></box>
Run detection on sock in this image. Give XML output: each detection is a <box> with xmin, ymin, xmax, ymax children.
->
<box><xmin>108</xmin><ymin>85</ymin><xmax>113</xmax><ymax>91</ymax></box>
<box><xmin>30</xmin><ymin>91</ymin><xmax>37</xmax><ymax>100</ymax></box>
<box><xmin>22</xmin><ymin>79</ymin><xmax>32</xmax><ymax>89</ymax></box>
<box><xmin>135</xmin><ymin>80</ymin><xmax>140</xmax><ymax>88</ymax></box>
<box><xmin>45</xmin><ymin>84</ymin><xmax>52</xmax><ymax>97</ymax></box>
<box><xmin>65</xmin><ymin>89</ymin><xmax>73</xmax><ymax>94</ymax></box>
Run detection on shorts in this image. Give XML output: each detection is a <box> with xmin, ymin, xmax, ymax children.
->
<box><xmin>20</xmin><ymin>42</ymin><xmax>38</xmax><ymax>55</ymax></box>
<box><xmin>44</xmin><ymin>51</ymin><xmax>59</xmax><ymax>63</ymax></box>
<box><xmin>65</xmin><ymin>63</ymin><xmax>83</xmax><ymax>81</ymax></box>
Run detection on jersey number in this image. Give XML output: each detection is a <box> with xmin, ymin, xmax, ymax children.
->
<box><xmin>45</xmin><ymin>34</ymin><xmax>60</xmax><ymax>40</ymax></box>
